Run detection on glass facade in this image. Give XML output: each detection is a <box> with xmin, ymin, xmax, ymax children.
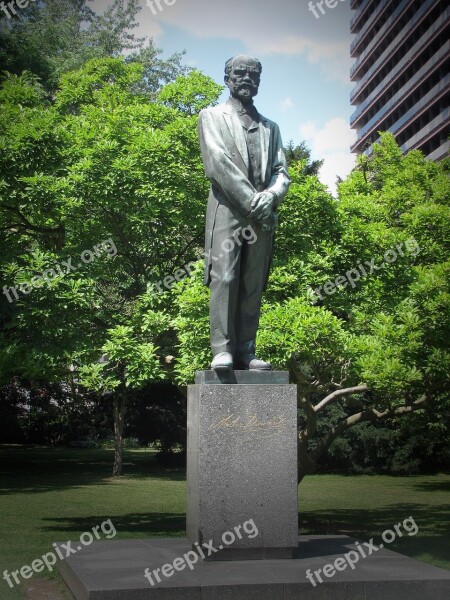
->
<box><xmin>350</xmin><ymin>0</ymin><xmax>449</xmax><ymax>160</ymax></box>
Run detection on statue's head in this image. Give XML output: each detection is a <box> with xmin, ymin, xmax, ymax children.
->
<box><xmin>224</xmin><ymin>55</ymin><xmax>262</xmax><ymax>104</ymax></box>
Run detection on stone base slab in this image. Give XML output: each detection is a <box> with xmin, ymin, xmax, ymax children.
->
<box><xmin>57</xmin><ymin>535</ymin><xmax>450</xmax><ymax>600</ymax></box>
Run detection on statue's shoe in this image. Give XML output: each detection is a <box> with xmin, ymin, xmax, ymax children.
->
<box><xmin>235</xmin><ymin>355</ymin><xmax>272</xmax><ymax>370</ymax></box>
<box><xmin>211</xmin><ymin>352</ymin><xmax>233</xmax><ymax>371</ymax></box>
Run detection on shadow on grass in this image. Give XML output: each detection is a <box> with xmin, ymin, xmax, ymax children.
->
<box><xmin>0</xmin><ymin>446</ymin><xmax>185</xmax><ymax>495</ymax></box>
<box><xmin>300</xmin><ymin>504</ymin><xmax>450</xmax><ymax>567</ymax></box>
<box><xmin>40</xmin><ymin>512</ymin><xmax>186</xmax><ymax>537</ymax></box>
<box><xmin>411</xmin><ymin>480</ymin><xmax>450</xmax><ymax>492</ymax></box>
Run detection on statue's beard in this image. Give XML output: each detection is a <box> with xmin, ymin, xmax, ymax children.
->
<box><xmin>233</xmin><ymin>83</ymin><xmax>259</xmax><ymax>99</ymax></box>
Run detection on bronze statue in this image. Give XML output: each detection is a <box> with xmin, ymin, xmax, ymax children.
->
<box><xmin>198</xmin><ymin>55</ymin><xmax>290</xmax><ymax>372</ymax></box>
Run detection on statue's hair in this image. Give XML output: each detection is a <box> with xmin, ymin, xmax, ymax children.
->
<box><xmin>224</xmin><ymin>55</ymin><xmax>262</xmax><ymax>77</ymax></box>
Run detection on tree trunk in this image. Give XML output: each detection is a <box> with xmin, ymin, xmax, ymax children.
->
<box><xmin>296</xmin><ymin>387</ymin><xmax>318</xmax><ymax>483</ymax></box>
<box><xmin>297</xmin><ymin>395</ymin><xmax>428</xmax><ymax>484</ymax></box>
<box><xmin>112</xmin><ymin>393</ymin><xmax>126</xmax><ymax>477</ymax></box>
<box><xmin>298</xmin><ymin>441</ymin><xmax>319</xmax><ymax>483</ymax></box>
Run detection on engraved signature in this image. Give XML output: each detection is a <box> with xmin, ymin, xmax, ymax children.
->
<box><xmin>210</xmin><ymin>413</ymin><xmax>286</xmax><ymax>438</ymax></box>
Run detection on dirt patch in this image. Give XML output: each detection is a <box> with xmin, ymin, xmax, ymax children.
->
<box><xmin>24</xmin><ymin>578</ymin><xmax>68</xmax><ymax>600</ymax></box>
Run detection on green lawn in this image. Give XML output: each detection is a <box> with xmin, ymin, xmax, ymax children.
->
<box><xmin>0</xmin><ymin>445</ymin><xmax>448</xmax><ymax>599</ymax></box>
<box><xmin>299</xmin><ymin>473</ymin><xmax>450</xmax><ymax>571</ymax></box>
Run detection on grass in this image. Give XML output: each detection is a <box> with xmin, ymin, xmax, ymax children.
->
<box><xmin>0</xmin><ymin>445</ymin><xmax>448</xmax><ymax>599</ymax></box>
<box><xmin>299</xmin><ymin>473</ymin><xmax>450</xmax><ymax>570</ymax></box>
<box><xmin>0</xmin><ymin>445</ymin><xmax>186</xmax><ymax>600</ymax></box>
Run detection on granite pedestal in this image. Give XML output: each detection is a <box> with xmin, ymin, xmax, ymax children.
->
<box><xmin>187</xmin><ymin>370</ymin><xmax>298</xmax><ymax>560</ymax></box>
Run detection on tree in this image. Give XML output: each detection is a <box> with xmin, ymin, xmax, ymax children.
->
<box><xmin>285</xmin><ymin>140</ymin><xmax>323</xmax><ymax>176</ymax></box>
<box><xmin>78</xmin><ymin>326</ymin><xmax>165</xmax><ymax>476</ymax></box>
<box><xmin>2</xmin><ymin>43</ymin><xmax>447</xmax><ymax>481</ymax></box>
<box><xmin>0</xmin><ymin>0</ymin><xmax>189</xmax><ymax>93</ymax></box>
<box><xmin>0</xmin><ymin>59</ymin><xmax>222</xmax><ymax>475</ymax></box>
<box><xmin>168</xmin><ymin>134</ymin><xmax>450</xmax><ymax>482</ymax></box>
<box><xmin>0</xmin><ymin>0</ymin><xmax>93</xmax><ymax>88</ymax></box>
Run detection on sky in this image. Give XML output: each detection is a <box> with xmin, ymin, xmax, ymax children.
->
<box><xmin>93</xmin><ymin>0</ymin><xmax>357</xmax><ymax>195</ymax></box>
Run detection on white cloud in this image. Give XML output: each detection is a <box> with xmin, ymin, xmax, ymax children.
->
<box><xmin>279</xmin><ymin>96</ymin><xmax>294</xmax><ymax>111</ymax></box>
<box><xmin>114</xmin><ymin>0</ymin><xmax>354</xmax><ymax>84</ymax></box>
<box><xmin>261</xmin><ymin>36</ymin><xmax>352</xmax><ymax>85</ymax></box>
<box><xmin>319</xmin><ymin>151</ymin><xmax>356</xmax><ymax>195</ymax></box>
<box><xmin>301</xmin><ymin>118</ymin><xmax>355</xmax><ymax>154</ymax></box>
<box><xmin>300</xmin><ymin>118</ymin><xmax>356</xmax><ymax>196</ymax></box>
<box><xmin>299</xmin><ymin>121</ymin><xmax>317</xmax><ymax>141</ymax></box>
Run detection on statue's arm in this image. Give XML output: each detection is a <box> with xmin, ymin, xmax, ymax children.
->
<box><xmin>198</xmin><ymin>109</ymin><xmax>256</xmax><ymax>217</ymax></box>
<box><xmin>265</xmin><ymin>125</ymin><xmax>291</xmax><ymax>207</ymax></box>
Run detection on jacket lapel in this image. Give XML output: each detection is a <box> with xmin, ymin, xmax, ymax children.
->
<box><xmin>222</xmin><ymin>106</ymin><xmax>249</xmax><ymax>170</ymax></box>
<box><xmin>221</xmin><ymin>103</ymin><xmax>271</xmax><ymax>183</ymax></box>
<box><xmin>259</xmin><ymin>117</ymin><xmax>270</xmax><ymax>183</ymax></box>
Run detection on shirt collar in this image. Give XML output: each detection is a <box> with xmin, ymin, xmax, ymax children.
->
<box><xmin>228</xmin><ymin>96</ymin><xmax>259</xmax><ymax>119</ymax></box>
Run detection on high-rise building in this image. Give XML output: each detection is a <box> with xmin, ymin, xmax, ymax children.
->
<box><xmin>350</xmin><ymin>0</ymin><xmax>449</xmax><ymax>161</ymax></box>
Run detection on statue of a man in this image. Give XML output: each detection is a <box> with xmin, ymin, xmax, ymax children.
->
<box><xmin>198</xmin><ymin>55</ymin><xmax>290</xmax><ymax>372</ymax></box>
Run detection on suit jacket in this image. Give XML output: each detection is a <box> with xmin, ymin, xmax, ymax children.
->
<box><xmin>198</xmin><ymin>100</ymin><xmax>291</xmax><ymax>286</ymax></box>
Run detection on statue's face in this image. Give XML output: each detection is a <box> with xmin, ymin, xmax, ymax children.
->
<box><xmin>225</xmin><ymin>59</ymin><xmax>261</xmax><ymax>103</ymax></box>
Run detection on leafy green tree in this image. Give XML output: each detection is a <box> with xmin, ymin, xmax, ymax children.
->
<box><xmin>0</xmin><ymin>0</ymin><xmax>189</xmax><ymax>92</ymax></box>
<box><xmin>0</xmin><ymin>58</ymin><xmax>222</xmax><ymax>474</ymax></box>
<box><xmin>1</xmin><ymin>42</ymin><xmax>447</xmax><ymax>483</ymax></box>
<box><xmin>285</xmin><ymin>140</ymin><xmax>323</xmax><ymax>176</ymax></box>
<box><xmin>1</xmin><ymin>0</ymin><xmax>91</xmax><ymax>87</ymax></box>
<box><xmin>78</xmin><ymin>325</ymin><xmax>165</xmax><ymax>475</ymax></box>
<box><xmin>170</xmin><ymin>134</ymin><xmax>449</xmax><ymax>482</ymax></box>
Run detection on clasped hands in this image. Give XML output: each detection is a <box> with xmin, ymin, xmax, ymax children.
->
<box><xmin>249</xmin><ymin>190</ymin><xmax>278</xmax><ymax>231</ymax></box>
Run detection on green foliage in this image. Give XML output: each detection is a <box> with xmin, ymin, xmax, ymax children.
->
<box><xmin>170</xmin><ymin>133</ymin><xmax>449</xmax><ymax>477</ymax></box>
<box><xmin>0</xmin><ymin>0</ymin><xmax>93</xmax><ymax>88</ymax></box>
<box><xmin>0</xmin><ymin>71</ymin><xmax>47</xmax><ymax>108</ymax></box>
<box><xmin>54</xmin><ymin>57</ymin><xmax>147</xmax><ymax>113</ymax></box>
<box><xmin>0</xmin><ymin>0</ymin><xmax>189</xmax><ymax>92</ymax></box>
<box><xmin>269</xmin><ymin>163</ymin><xmax>342</xmax><ymax>303</ymax></box>
<box><xmin>258</xmin><ymin>299</ymin><xmax>350</xmax><ymax>374</ymax></box>
<box><xmin>0</xmin><ymin>59</ymin><xmax>220</xmax><ymax>394</ymax></box>
<box><xmin>158</xmin><ymin>71</ymin><xmax>224</xmax><ymax>115</ymax></box>
<box><xmin>171</xmin><ymin>262</ymin><xmax>211</xmax><ymax>381</ymax></box>
<box><xmin>0</xmin><ymin>36</ymin><xmax>448</xmax><ymax>478</ymax></box>
<box><xmin>0</xmin><ymin>379</ymin><xmax>111</xmax><ymax>446</ymax></box>
<box><xmin>320</xmin><ymin>397</ymin><xmax>450</xmax><ymax>476</ymax></box>
<box><xmin>172</xmin><ymin>135</ymin><xmax>449</xmax><ymax>406</ymax></box>
<box><xmin>352</xmin><ymin>302</ymin><xmax>423</xmax><ymax>404</ymax></box>
<box><xmin>284</xmin><ymin>140</ymin><xmax>323</xmax><ymax>175</ymax></box>
<box><xmin>79</xmin><ymin>323</ymin><xmax>164</xmax><ymax>392</ymax></box>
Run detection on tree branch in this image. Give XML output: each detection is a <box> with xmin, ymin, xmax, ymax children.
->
<box><xmin>1</xmin><ymin>205</ymin><xmax>64</xmax><ymax>235</ymax></box>
<box><xmin>311</xmin><ymin>394</ymin><xmax>428</xmax><ymax>465</ymax></box>
<box><xmin>314</xmin><ymin>384</ymin><xmax>368</xmax><ymax>413</ymax></box>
